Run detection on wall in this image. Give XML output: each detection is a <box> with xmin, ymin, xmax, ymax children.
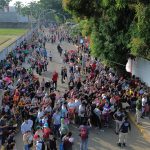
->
<box><xmin>0</xmin><ymin>26</ymin><xmax>38</xmax><ymax>61</ymax></box>
<box><xmin>126</xmin><ymin>57</ymin><xmax>150</xmax><ymax>87</ymax></box>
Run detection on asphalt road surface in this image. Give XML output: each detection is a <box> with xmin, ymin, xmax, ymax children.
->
<box><xmin>15</xmin><ymin>35</ymin><xmax>150</xmax><ymax>150</ymax></box>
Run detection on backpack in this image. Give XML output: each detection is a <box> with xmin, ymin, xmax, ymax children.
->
<box><xmin>80</xmin><ymin>127</ymin><xmax>88</xmax><ymax>139</ymax></box>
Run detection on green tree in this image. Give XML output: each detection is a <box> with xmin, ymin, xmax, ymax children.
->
<box><xmin>14</xmin><ymin>1</ymin><xmax>22</xmax><ymax>14</ymax></box>
<box><xmin>129</xmin><ymin>3</ymin><xmax>150</xmax><ymax>59</ymax></box>
<box><xmin>21</xmin><ymin>5</ymin><xmax>31</xmax><ymax>17</ymax></box>
<box><xmin>63</xmin><ymin>0</ymin><xmax>150</xmax><ymax>71</ymax></box>
<box><xmin>39</xmin><ymin>0</ymin><xmax>70</xmax><ymax>20</ymax></box>
<box><xmin>0</xmin><ymin>0</ymin><xmax>11</xmax><ymax>9</ymax></box>
<box><xmin>18</xmin><ymin>0</ymin><xmax>69</xmax><ymax>23</ymax></box>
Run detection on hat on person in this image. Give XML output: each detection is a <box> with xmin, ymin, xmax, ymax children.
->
<box><xmin>43</xmin><ymin>123</ymin><xmax>48</xmax><ymax>128</ymax></box>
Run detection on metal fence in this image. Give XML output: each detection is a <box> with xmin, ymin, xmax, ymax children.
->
<box><xmin>0</xmin><ymin>26</ymin><xmax>38</xmax><ymax>61</ymax></box>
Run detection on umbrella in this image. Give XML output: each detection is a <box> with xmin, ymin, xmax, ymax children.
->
<box><xmin>68</xmin><ymin>50</ymin><xmax>76</xmax><ymax>54</ymax></box>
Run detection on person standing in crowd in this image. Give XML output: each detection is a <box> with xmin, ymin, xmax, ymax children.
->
<box><xmin>0</xmin><ymin>115</ymin><xmax>8</xmax><ymax>148</ymax></box>
<box><xmin>43</xmin><ymin>58</ymin><xmax>48</xmax><ymax>71</ymax></box>
<box><xmin>79</xmin><ymin>121</ymin><xmax>90</xmax><ymax>150</ymax></box>
<box><xmin>52</xmin><ymin>109</ymin><xmax>61</xmax><ymax>137</ymax></box>
<box><xmin>78</xmin><ymin>102</ymin><xmax>86</xmax><ymax>125</ymax></box>
<box><xmin>48</xmin><ymin>134</ymin><xmax>57</xmax><ymax>150</ymax></box>
<box><xmin>117</xmin><ymin>117</ymin><xmax>131</xmax><ymax>147</ymax></box>
<box><xmin>21</xmin><ymin>118</ymin><xmax>33</xmax><ymax>134</ymax></box>
<box><xmin>35</xmin><ymin>135</ymin><xmax>45</xmax><ymax>150</ymax></box>
<box><xmin>136</xmin><ymin>97</ymin><xmax>142</xmax><ymax>124</ymax></box>
<box><xmin>49</xmin><ymin>51</ymin><xmax>53</xmax><ymax>61</ymax></box>
<box><xmin>63</xmin><ymin>67</ymin><xmax>68</xmax><ymax>83</ymax></box>
<box><xmin>41</xmin><ymin>78</ymin><xmax>45</xmax><ymax>91</ymax></box>
<box><xmin>93</xmin><ymin>105</ymin><xmax>102</xmax><ymax>130</ymax></box>
<box><xmin>141</xmin><ymin>94</ymin><xmax>147</xmax><ymax>117</ymax></box>
<box><xmin>52</xmin><ymin>71</ymin><xmax>58</xmax><ymax>90</ymax></box>
<box><xmin>57</xmin><ymin>44</ymin><xmax>63</xmax><ymax>56</ymax></box>
<box><xmin>113</xmin><ymin>108</ymin><xmax>124</xmax><ymax>134</ymax></box>
<box><xmin>59</xmin><ymin>118</ymin><xmax>69</xmax><ymax>140</ymax></box>
<box><xmin>50</xmin><ymin>90</ymin><xmax>56</xmax><ymax>109</ymax></box>
<box><xmin>61</xmin><ymin>67</ymin><xmax>65</xmax><ymax>83</ymax></box>
<box><xmin>23</xmin><ymin>131</ymin><xmax>33</xmax><ymax>150</ymax></box>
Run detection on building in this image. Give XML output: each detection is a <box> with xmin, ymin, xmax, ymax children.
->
<box><xmin>0</xmin><ymin>6</ymin><xmax>30</xmax><ymax>28</ymax></box>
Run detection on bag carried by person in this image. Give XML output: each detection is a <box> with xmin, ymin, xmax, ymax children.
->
<box><xmin>80</xmin><ymin>127</ymin><xmax>88</xmax><ymax>140</ymax></box>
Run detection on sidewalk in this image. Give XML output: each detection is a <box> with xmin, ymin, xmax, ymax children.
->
<box><xmin>128</xmin><ymin>112</ymin><xmax>150</xmax><ymax>143</ymax></box>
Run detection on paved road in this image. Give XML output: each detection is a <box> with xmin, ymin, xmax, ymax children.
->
<box><xmin>16</xmin><ymin>39</ymin><xmax>150</xmax><ymax>150</ymax></box>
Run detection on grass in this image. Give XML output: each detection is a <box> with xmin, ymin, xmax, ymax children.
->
<box><xmin>0</xmin><ymin>28</ymin><xmax>27</xmax><ymax>51</ymax></box>
<box><xmin>0</xmin><ymin>28</ymin><xmax>27</xmax><ymax>36</ymax></box>
<box><xmin>0</xmin><ymin>37</ymin><xmax>11</xmax><ymax>45</ymax></box>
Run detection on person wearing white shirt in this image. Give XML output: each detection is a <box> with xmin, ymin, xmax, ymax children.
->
<box><xmin>21</xmin><ymin>119</ymin><xmax>33</xmax><ymax>134</ymax></box>
<box><xmin>78</xmin><ymin>103</ymin><xmax>86</xmax><ymax>125</ymax></box>
<box><xmin>74</xmin><ymin>99</ymin><xmax>81</xmax><ymax>112</ymax></box>
<box><xmin>42</xmin><ymin>116</ymin><xmax>48</xmax><ymax>125</ymax></box>
<box><xmin>142</xmin><ymin>95</ymin><xmax>147</xmax><ymax>117</ymax></box>
<box><xmin>4</xmin><ymin>104</ymin><xmax>10</xmax><ymax>113</ymax></box>
<box><xmin>52</xmin><ymin>110</ymin><xmax>61</xmax><ymax>136</ymax></box>
<box><xmin>61</xmin><ymin>103</ymin><xmax>68</xmax><ymax>118</ymax></box>
<box><xmin>93</xmin><ymin>106</ymin><xmax>102</xmax><ymax>129</ymax></box>
<box><xmin>37</xmin><ymin>109</ymin><xmax>44</xmax><ymax>121</ymax></box>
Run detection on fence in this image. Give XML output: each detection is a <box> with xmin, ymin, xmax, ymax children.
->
<box><xmin>0</xmin><ymin>26</ymin><xmax>38</xmax><ymax>61</ymax></box>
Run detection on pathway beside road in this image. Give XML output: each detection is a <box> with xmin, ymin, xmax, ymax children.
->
<box><xmin>129</xmin><ymin>112</ymin><xmax>150</xmax><ymax>143</ymax></box>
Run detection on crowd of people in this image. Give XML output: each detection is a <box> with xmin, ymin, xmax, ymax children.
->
<box><xmin>0</xmin><ymin>24</ymin><xmax>150</xmax><ymax>150</ymax></box>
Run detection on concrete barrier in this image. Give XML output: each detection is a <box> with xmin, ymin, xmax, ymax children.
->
<box><xmin>0</xmin><ymin>26</ymin><xmax>38</xmax><ymax>61</ymax></box>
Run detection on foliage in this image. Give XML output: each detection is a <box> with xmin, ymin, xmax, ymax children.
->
<box><xmin>0</xmin><ymin>0</ymin><xmax>11</xmax><ymax>6</ymax></box>
<box><xmin>80</xmin><ymin>19</ymin><xmax>93</xmax><ymax>36</ymax></box>
<box><xmin>63</xmin><ymin>0</ymin><xmax>150</xmax><ymax>70</ymax></box>
<box><xmin>0</xmin><ymin>28</ymin><xmax>27</xmax><ymax>35</ymax></box>
<box><xmin>129</xmin><ymin>3</ymin><xmax>150</xmax><ymax>59</ymax></box>
<box><xmin>38</xmin><ymin>0</ymin><xmax>70</xmax><ymax>20</ymax></box>
<box><xmin>63</xmin><ymin>0</ymin><xmax>101</xmax><ymax>18</ymax></box>
<box><xmin>0</xmin><ymin>0</ymin><xmax>11</xmax><ymax>9</ymax></box>
<box><xmin>17</xmin><ymin>0</ymin><xmax>70</xmax><ymax>22</ymax></box>
<box><xmin>14</xmin><ymin>1</ymin><xmax>23</xmax><ymax>14</ymax></box>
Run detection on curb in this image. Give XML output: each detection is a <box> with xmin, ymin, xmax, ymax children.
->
<box><xmin>128</xmin><ymin>113</ymin><xmax>150</xmax><ymax>143</ymax></box>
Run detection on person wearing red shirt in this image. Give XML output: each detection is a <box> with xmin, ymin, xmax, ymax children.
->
<box><xmin>52</xmin><ymin>71</ymin><xmax>58</xmax><ymax>90</ymax></box>
<box><xmin>43</xmin><ymin>123</ymin><xmax>52</xmax><ymax>139</ymax></box>
<box><xmin>90</xmin><ymin>71</ymin><xmax>95</xmax><ymax>80</ymax></box>
<box><xmin>92</xmin><ymin>62</ymin><xmax>96</xmax><ymax>71</ymax></box>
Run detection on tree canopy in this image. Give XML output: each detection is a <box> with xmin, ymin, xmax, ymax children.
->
<box><xmin>15</xmin><ymin>0</ymin><xmax>70</xmax><ymax>23</ymax></box>
<box><xmin>0</xmin><ymin>0</ymin><xmax>11</xmax><ymax>9</ymax></box>
<box><xmin>63</xmin><ymin>0</ymin><xmax>150</xmax><ymax>70</ymax></box>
